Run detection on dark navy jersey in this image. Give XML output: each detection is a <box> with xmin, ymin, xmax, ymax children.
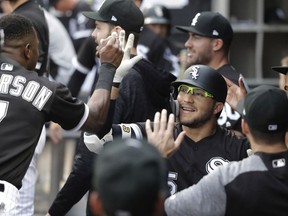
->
<box><xmin>137</xmin><ymin>27</ymin><xmax>179</xmax><ymax>76</ymax></box>
<box><xmin>217</xmin><ymin>64</ymin><xmax>246</xmax><ymax>132</ymax></box>
<box><xmin>13</xmin><ymin>1</ymin><xmax>49</xmax><ymax>76</ymax></box>
<box><xmin>167</xmin><ymin>124</ymin><xmax>250</xmax><ymax>194</ymax></box>
<box><xmin>165</xmin><ymin>151</ymin><xmax>288</xmax><ymax>216</ymax></box>
<box><xmin>108</xmin><ymin>122</ymin><xmax>250</xmax><ymax>195</ymax></box>
<box><xmin>53</xmin><ymin>1</ymin><xmax>94</xmax><ymax>52</ymax></box>
<box><xmin>0</xmin><ymin>55</ymin><xmax>87</xmax><ymax>189</ymax></box>
<box><xmin>75</xmin><ymin>37</ymin><xmax>98</xmax><ymax>73</ymax></box>
<box><xmin>68</xmin><ymin>36</ymin><xmax>99</xmax><ymax>97</ymax></box>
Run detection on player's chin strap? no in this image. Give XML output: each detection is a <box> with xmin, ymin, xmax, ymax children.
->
<box><xmin>84</xmin><ymin>129</ymin><xmax>113</xmax><ymax>154</ymax></box>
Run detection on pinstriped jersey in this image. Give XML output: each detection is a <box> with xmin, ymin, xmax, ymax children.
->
<box><xmin>0</xmin><ymin>55</ymin><xmax>87</xmax><ymax>189</ymax></box>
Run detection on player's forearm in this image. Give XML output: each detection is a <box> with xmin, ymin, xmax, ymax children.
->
<box><xmin>82</xmin><ymin>63</ymin><xmax>116</xmax><ymax>133</ymax></box>
<box><xmin>84</xmin><ymin>122</ymin><xmax>148</xmax><ymax>154</ymax></box>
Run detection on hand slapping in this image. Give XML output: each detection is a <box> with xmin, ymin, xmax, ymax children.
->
<box><xmin>113</xmin><ymin>30</ymin><xmax>142</xmax><ymax>84</ymax></box>
<box><xmin>145</xmin><ymin>109</ymin><xmax>186</xmax><ymax>158</ymax></box>
<box><xmin>97</xmin><ymin>32</ymin><xmax>123</xmax><ymax>68</ymax></box>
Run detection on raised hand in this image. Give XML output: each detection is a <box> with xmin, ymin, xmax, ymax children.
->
<box><xmin>224</xmin><ymin>75</ymin><xmax>247</xmax><ymax>111</ymax></box>
<box><xmin>97</xmin><ymin>32</ymin><xmax>123</xmax><ymax>68</ymax></box>
<box><xmin>113</xmin><ymin>30</ymin><xmax>142</xmax><ymax>84</ymax></box>
<box><xmin>145</xmin><ymin>109</ymin><xmax>185</xmax><ymax>158</ymax></box>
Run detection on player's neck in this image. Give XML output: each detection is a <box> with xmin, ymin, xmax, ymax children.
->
<box><xmin>251</xmin><ymin>141</ymin><xmax>287</xmax><ymax>154</ymax></box>
<box><xmin>182</xmin><ymin>122</ymin><xmax>217</xmax><ymax>142</ymax></box>
<box><xmin>208</xmin><ymin>53</ymin><xmax>229</xmax><ymax>70</ymax></box>
<box><xmin>10</xmin><ymin>0</ymin><xmax>28</xmax><ymax>11</ymax></box>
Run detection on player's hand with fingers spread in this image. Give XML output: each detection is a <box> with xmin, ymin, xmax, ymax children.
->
<box><xmin>224</xmin><ymin>76</ymin><xmax>247</xmax><ymax>111</ymax></box>
<box><xmin>98</xmin><ymin>31</ymin><xmax>123</xmax><ymax>68</ymax></box>
<box><xmin>113</xmin><ymin>29</ymin><xmax>142</xmax><ymax>84</ymax></box>
<box><xmin>145</xmin><ymin>109</ymin><xmax>186</xmax><ymax>158</ymax></box>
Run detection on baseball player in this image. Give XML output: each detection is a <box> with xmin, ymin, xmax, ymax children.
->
<box><xmin>16</xmin><ymin>9</ymin><xmax>77</xmax><ymax>216</ymax></box>
<box><xmin>9</xmin><ymin>0</ymin><xmax>49</xmax><ymax>77</ymax></box>
<box><xmin>85</xmin><ymin>64</ymin><xmax>251</xmax><ymax>195</ymax></box>
<box><xmin>90</xmin><ymin>138</ymin><xmax>168</xmax><ymax>216</ymax></box>
<box><xmin>47</xmin><ymin>0</ymin><xmax>176</xmax><ymax>214</ymax></box>
<box><xmin>0</xmin><ymin>13</ymin><xmax>123</xmax><ymax>215</ymax></box>
<box><xmin>7</xmin><ymin>1</ymin><xmax>50</xmax><ymax>215</ymax></box>
<box><xmin>176</xmin><ymin>11</ymin><xmax>250</xmax><ymax>135</ymax></box>
<box><xmin>137</xmin><ymin>4</ymin><xmax>179</xmax><ymax>76</ymax></box>
<box><xmin>49</xmin><ymin>0</ymin><xmax>95</xmax><ymax>52</ymax></box>
<box><xmin>163</xmin><ymin>85</ymin><xmax>288</xmax><ymax>216</ymax></box>
<box><xmin>67</xmin><ymin>36</ymin><xmax>99</xmax><ymax>98</ymax></box>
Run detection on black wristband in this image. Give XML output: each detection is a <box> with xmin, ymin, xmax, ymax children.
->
<box><xmin>95</xmin><ymin>63</ymin><xmax>116</xmax><ymax>91</ymax></box>
<box><xmin>112</xmin><ymin>82</ymin><xmax>120</xmax><ymax>88</ymax></box>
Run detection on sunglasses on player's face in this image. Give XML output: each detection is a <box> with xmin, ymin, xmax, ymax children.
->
<box><xmin>178</xmin><ymin>84</ymin><xmax>214</xmax><ymax>99</ymax></box>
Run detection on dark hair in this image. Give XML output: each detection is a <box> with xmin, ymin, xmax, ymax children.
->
<box><xmin>222</xmin><ymin>40</ymin><xmax>231</xmax><ymax>56</ymax></box>
<box><xmin>0</xmin><ymin>14</ymin><xmax>34</xmax><ymax>43</ymax></box>
<box><xmin>125</xmin><ymin>30</ymin><xmax>141</xmax><ymax>48</ymax></box>
<box><xmin>249</xmin><ymin>129</ymin><xmax>286</xmax><ymax>145</ymax></box>
<box><xmin>108</xmin><ymin>23</ymin><xmax>141</xmax><ymax>48</ymax></box>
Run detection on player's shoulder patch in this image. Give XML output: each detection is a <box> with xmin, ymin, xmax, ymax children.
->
<box><xmin>1</xmin><ymin>63</ymin><xmax>13</xmax><ymax>71</ymax></box>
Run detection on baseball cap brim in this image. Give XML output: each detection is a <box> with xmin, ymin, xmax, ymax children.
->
<box><xmin>82</xmin><ymin>11</ymin><xmax>107</xmax><ymax>22</ymax></box>
<box><xmin>271</xmin><ymin>66</ymin><xmax>288</xmax><ymax>74</ymax></box>
<box><xmin>176</xmin><ymin>25</ymin><xmax>205</xmax><ymax>36</ymax></box>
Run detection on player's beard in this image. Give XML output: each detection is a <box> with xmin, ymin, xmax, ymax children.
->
<box><xmin>179</xmin><ymin>106</ymin><xmax>214</xmax><ymax>128</ymax></box>
<box><xmin>185</xmin><ymin>48</ymin><xmax>213</xmax><ymax>69</ymax></box>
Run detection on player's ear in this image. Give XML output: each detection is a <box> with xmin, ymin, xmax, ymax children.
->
<box><xmin>212</xmin><ymin>38</ymin><xmax>223</xmax><ymax>51</ymax></box>
<box><xmin>213</xmin><ymin>101</ymin><xmax>224</xmax><ymax>115</ymax></box>
<box><xmin>113</xmin><ymin>26</ymin><xmax>123</xmax><ymax>35</ymax></box>
<box><xmin>89</xmin><ymin>191</ymin><xmax>105</xmax><ymax>215</ymax></box>
<box><xmin>24</xmin><ymin>43</ymin><xmax>31</xmax><ymax>60</ymax></box>
<box><xmin>241</xmin><ymin>118</ymin><xmax>249</xmax><ymax>136</ymax></box>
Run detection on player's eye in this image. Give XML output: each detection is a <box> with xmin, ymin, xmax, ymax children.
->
<box><xmin>178</xmin><ymin>85</ymin><xmax>189</xmax><ymax>93</ymax></box>
<box><xmin>193</xmin><ymin>89</ymin><xmax>205</xmax><ymax>97</ymax></box>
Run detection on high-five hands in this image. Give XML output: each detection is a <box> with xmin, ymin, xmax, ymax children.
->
<box><xmin>224</xmin><ymin>75</ymin><xmax>247</xmax><ymax>111</ymax></box>
<box><xmin>97</xmin><ymin>32</ymin><xmax>123</xmax><ymax>68</ymax></box>
<box><xmin>113</xmin><ymin>30</ymin><xmax>142</xmax><ymax>84</ymax></box>
<box><xmin>96</xmin><ymin>30</ymin><xmax>142</xmax><ymax>84</ymax></box>
<box><xmin>145</xmin><ymin>109</ymin><xmax>186</xmax><ymax>158</ymax></box>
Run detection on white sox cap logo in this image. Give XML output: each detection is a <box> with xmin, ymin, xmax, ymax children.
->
<box><xmin>189</xmin><ymin>66</ymin><xmax>199</xmax><ymax>80</ymax></box>
<box><xmin>191</xmin><ymin>13</ymin><xmax>200</xmax><ymax>26</ymax></box>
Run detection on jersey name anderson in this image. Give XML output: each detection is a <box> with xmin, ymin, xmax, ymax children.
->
<box><xmin>0</xmin><ymin>73</ymin><xmax>52</xmax><ymax>111</ymax></box>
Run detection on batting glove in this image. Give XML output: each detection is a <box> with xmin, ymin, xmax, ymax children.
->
<box><xmin>83</xmin><ymin>129</ymin><xmax>113</xmax><ymax>154</ymax></box>
<box><xmin>113</xmin><ymin>30</ymin><xmax>142</xmax><ymax>84</ymax></box>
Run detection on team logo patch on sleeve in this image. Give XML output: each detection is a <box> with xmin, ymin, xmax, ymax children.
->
<box><xmin>120</xmin><ymin>124</ymin><xmax>132</xmax><ymax>139</ymax></box>
<box><xmin>1</xmin><ymin>63</ymin><xmax>13</xmax><ymax>71</ymax></box>
<box><xmin>272</xmin><ymin>158</ymin><xmax>286</xmax><ymax>168</ymax></box>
